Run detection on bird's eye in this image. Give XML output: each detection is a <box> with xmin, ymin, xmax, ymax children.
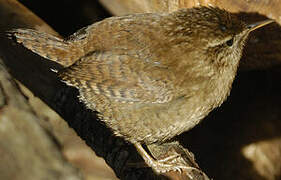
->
<box><xmin>220</xmin><ymin>25</ymin><xmax>227</xmax><ymax>32</ymax></box>
<box><xmin>226</xmin><ymin>38</ymin><xmax>234</xmax><ymax>46</ymax></box>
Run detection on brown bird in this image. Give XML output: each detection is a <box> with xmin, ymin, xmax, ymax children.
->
<box><xmin>10</xmin><ymin>6</ymin><xmax>273</xmax><ymax>173</ymax></box>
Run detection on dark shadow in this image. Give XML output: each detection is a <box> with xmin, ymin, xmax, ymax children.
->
<box><xmin>19</xmin><ymin>0</ymin><xmax>111</xmax><ymax>36</ymax></box>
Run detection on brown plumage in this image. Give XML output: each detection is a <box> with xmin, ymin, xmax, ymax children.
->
<box><xmin>10</xmin><ymin>6</ymin><xmax>273</xmax><ymax>173</ymax></box>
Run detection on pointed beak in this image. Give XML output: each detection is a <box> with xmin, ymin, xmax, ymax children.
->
<box><xmin>246</xmin><ymin>19</ymin><xmax>274</xmax><ymax>33</ymax></box>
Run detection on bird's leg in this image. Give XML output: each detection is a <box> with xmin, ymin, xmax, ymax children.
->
<box><xmin>134</xmin><ymin>143</ymin><xmax>199</xmax><ymax>175</ymax></box>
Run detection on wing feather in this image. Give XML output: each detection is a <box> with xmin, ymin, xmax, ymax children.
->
<box><xmin>59</xmin><ymin>51</ymin><xmax>175</xmax><ymax>103</ymax></box>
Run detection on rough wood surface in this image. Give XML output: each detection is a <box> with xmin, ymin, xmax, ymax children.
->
<box><xmin>0</xmin><ymin>1</ymin><xmax>83</xmax><ymax>180</ymax></box>
<box><xmin>0</xmin><ymin>46</ymin><xmax>82</xmax><ymax>180</ymax></box>
<box><xmin>99</xmin><ymin>0</ymin><xmax>281</xmax><ymax>22</ymax></box>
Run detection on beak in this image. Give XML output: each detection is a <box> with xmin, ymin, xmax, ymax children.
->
<box><xmin>246</xmin><ymin>19</ymin><xmax>274</xmax><ymax>33</ymax></box>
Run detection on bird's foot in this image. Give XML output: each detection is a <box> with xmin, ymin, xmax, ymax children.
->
<box><xmin>149</xmin><ymin>157</ymin><xmax>199</xmax><ymax>176</ymax></box>
<box><xmin>134</xmin><ymin>143</ymin><xmax>200</xmax><ymax>178</ymax></box>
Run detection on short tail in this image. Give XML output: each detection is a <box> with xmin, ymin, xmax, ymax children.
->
<box><xmin>8</xmin><ymin>29</ymin><xmax>84</xmax><ymax>67</ymax></box>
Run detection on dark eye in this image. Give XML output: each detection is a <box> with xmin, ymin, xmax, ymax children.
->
<box><xmin>226</xmin><ymin>38</ymin><xmax>234</xmax><ymax>46</ymax></box>
<box><xmin>220</xmin><ymin>25</ymin><xmax>227</xmax><ymax>32</ymax></box>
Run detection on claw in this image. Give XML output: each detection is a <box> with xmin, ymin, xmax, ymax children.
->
<box><xmin>158</xmin><ymin>154</ymin><xmax>180</xmax><ymax>163</ymax></box>
<box><xmin>134</xmin><ymin>143</ymin><xmax>201</xmax><ymax>178</ymax></box>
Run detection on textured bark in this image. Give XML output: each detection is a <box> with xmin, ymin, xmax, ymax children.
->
<box><xmin>0</xmin><ymin>47</ymin><xmax>82</xmax><ymax>180</ymax></box>
<box><xmin>99</xmin><ymin>0</ymin><xmax>281</xmax><ymax>22</ymax></box>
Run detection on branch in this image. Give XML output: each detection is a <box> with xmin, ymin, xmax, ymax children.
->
<box><xmin>0</xmin><ymin>47</ymin><xmax>82</xmax><ymax>180</ymax></box>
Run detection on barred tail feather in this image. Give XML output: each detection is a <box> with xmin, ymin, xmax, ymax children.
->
<box><xmin>8</xmin><ymin>29</ymin><xmax>83</xmax><ymax>67</ymax></box>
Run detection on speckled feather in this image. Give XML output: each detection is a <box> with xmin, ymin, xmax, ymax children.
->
<box><xmin>58</xmin><ymin>51</ymin><xmax>175</xmax><ymax>104</ymax></box>
<box><xmin>11</xmin><ymin>7</ymin><xmax>249</xmax><ymax>144</ymax></box>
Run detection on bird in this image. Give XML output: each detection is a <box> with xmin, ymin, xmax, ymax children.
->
<box><xmin>10</xmin><ymin>6</ymin><xmax>273</xmax><ymax>173</ymax></box>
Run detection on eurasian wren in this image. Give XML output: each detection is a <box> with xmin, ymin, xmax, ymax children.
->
<box><xmin>10</xmin><ymin>6</ymin><xmax>273</xmax><ymax>173</ymax></box>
